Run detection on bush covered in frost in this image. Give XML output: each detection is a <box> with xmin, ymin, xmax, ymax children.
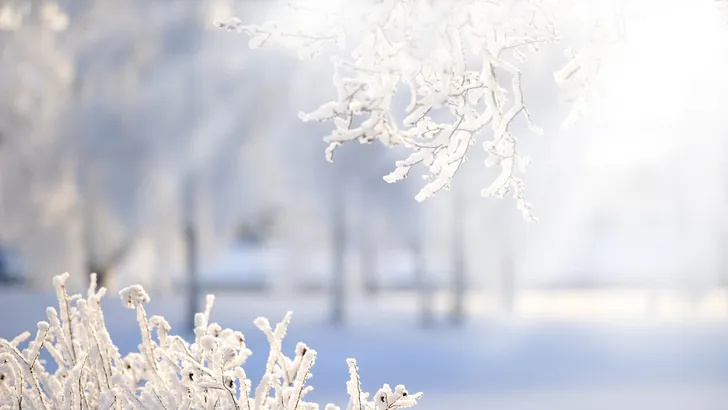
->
<box><xmin>0</xmin><ymin>273</ymin><xmax>422</xmax><ymax>409</ymax></box>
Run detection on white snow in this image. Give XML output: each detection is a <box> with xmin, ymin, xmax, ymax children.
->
<box><xmin>1</xmin><ymin>285</ymin><xmax>727</xmax><ymax>409</ymax></box>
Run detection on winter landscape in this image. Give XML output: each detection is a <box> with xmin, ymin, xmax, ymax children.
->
<box><xmin>2</xmin><ymin>0</ymin><xmax>728</xmax><ymax>409</ymax></box>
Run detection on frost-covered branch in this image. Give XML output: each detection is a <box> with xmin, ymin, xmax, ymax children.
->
<box><xmin>0</xmin><ymin>273</ymin><xmax>423</xmax><ymax>409</ymax></box>
<box><xmin>717</xmin><ymin>0</ymin><xmax>728</xmax><ymax>19</ymax></box>
<box><xmin>553</xmin><ymin>1</ymin><xmax>626</xmax><ymax>130</ymax></box>
<box><xmin>216</xmin><ymin>0</ymin><xmax>585</xmax><ymax>220</ymax></box>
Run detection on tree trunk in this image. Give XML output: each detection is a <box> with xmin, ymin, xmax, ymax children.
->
<box><xmin>185</xmin><ymin>223</ymin><xmax>199</xmax><ymax>333</ymax></box>
<box><xmin>413</xmin><ymin>235</ymin><xmax>434</xmax><ymax>327</ymax></box>
<box><xmin>361</xmin><ymin>211</ymin><xmax>380</xmax><ymax>295</ymax></box>
<box><xmin>500</xmin><ymin>254</ymin><xmax>515</xmax><ymax>315</ymax></box>
<box><xmin>330</xmin><ymin>183</ymin><xmax>347</xmax><ymax>326</ymax></box>
<box><xmin>184</xmin><ymin>3</ymin><xmax>204</xmax><ymax>334</ymax></box>
<box><xmin>84</xmin><ymin>238</ymin><xmax>133</xmax><ymax>290</ymax></box>
<box><xmin>450</xmin><ymin>183</ymin><xmax>466</xmax><ymax>326</ymax></box>
<box><xmin>718</xmin><ymin>231</ymin><xmax>728</xmax><ymax>317</ymax></box>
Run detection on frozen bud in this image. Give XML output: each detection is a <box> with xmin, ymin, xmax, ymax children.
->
<box><xmin>206</xmin><ymin>323</ymin><xmax>222</xmax><ymax>337</ymax></box>
<box><xmin>200</xmin><ymin>335</ymin><xmax>218</xmax><ymax>351</ymax></box>
<box><xmin>223</xmin><ymin>373</ymin><xmax>235</xmax><ymax>389</ymax></box>
<box><xmin>149</xmin><ymin>316</ymin><xmax>170</xmax><ymax>330</ymax></box>
<box><xmin>234</xmin><ymin>367</ymin><xmax>247</xmax><ymax>381</ymax></box>
<box><xmin>96</xmin><ymin>287</ymin><xmax>107</xmax><ymax>299</ymax></box>
<box><xmin>37</xmin><ymin>321</ymin><xmax>49</xmax><ymax>332</ymax></box>
<box><xmin>222</xmin><ymin>347</ymin><xmax>236</xmax><ymax>363</ymax></box>
<box><xmin>194</xmin><ymin>313</ymin><xmax>205</xmax><ymax>328</ymax></box>
<box><xmin>122</xmin><ymin>357</ymin><xmax>133</xmax><ymax>371</ymax></box>
<box><xmin>118</xmin><ymin>285</ymin><xmax>150</xmax><ymax>308</ymax></box>
<box><xmin>393</xmin><ymin>384</ymin><xmax>408</xmax><ymax>398</ymax></box>
<box><xmin>231</xmin><ymin>331</ymin><xmax>246</xmax><ymax>348</ymax></box>
<box><xmin>253</xmin><ymin>317</ymin><xmax>270</xmax><ymax>330</ymax></box>
<box><xmin>181</xmin><ymin>366</ymin><xmax>198</xmax><ymax>383</ymax></box>
<box><xmin>376</xmin><ymin>389</ymin><xmax>388</xmax><ymax>407</ymax></box>
<box><xmin>295</xmin><ymin>342</ymin><xmax>309</xmax><ymax>357</ymax></box>
<box><xmin>52</xmin><ymin>273</ymin><xmax>70</xmax><ymax>289</ymax></box>
<box><xmin>373</xmin><ymin>384</ymin><xmax>396</xmax><ymax>409</ymax></box>
<box><xmin>391</xmin><ymin>384</ymin><xmax>422</xmax><ymax>406</ymax></box>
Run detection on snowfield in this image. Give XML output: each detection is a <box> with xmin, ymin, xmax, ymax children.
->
<box><xmin>1</xmin><ymin>285</ymin><xmax>727</xmax><ymax>410</ymax></box>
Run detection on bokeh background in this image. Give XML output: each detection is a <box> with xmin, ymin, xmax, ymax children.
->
<box><xmin>1</xmin><ymin>0</ymin><xmax>728</xmax><ymax>409</ymax></box>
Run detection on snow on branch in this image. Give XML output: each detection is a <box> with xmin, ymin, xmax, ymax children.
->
<box><xmin>553</xmin><ymin>1</ymin><xmax>626</xmax><ymax>130</ymax></box>
<box><xmin>716</xmin><ymin>0</ymin><xmax>728</xmax><ymax>19</ymax></box>
<box><xmin>217</xmin><ymin>0</ymin><xmax>566</xmax><ymax>221</ymax></box>
<box><xmin>0</xmin><ymin>273</ymin><xmax>423</xmax><ymax>409</ymax></box>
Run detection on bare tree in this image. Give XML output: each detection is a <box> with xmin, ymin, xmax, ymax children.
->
<box><xmin>0</xmin><ymin>0</ymin><xmax>82</xmax><ymax>288</ymax></box>
<box><xmin>499</xmin><ymin>250</ymin><xmax>516</xmax><ymax>315</ymax></box>
<box><xmin>0</xmin><ymin>0</ymin><xmax>279</xmax><ymax>291</ymax></box>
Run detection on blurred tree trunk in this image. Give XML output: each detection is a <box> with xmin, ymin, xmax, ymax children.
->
<box><xmin>86</xmin><ymin>244</ymin><xmax>130</xmax><ymax>289</ymax></box>
<box><xmin>87</xmin><ymin>263</ymin><xmax>111</xmax><ymax>289</ymax></box>
<box><xmin>450</xmin><ymin>182</ymin><xmax>467</xmax><ymax>325</ymax></box>
<box><xmin>361</xmin><ymin>210</ymin><xmax>380</xmax><ymax>295</ymax></box>
<box><xmin>182</xmin><ymin>171</ymin><xmax>200</xmax><ymax>334</ymax></box>
<box><xmin>184</xmin><ymin>221</ymin><xmax>199</xmax><ymax>332</ymax></box>
<box><xmin>413</xmin><ymin>234</ymin><xmax>434</xmax><ymax>327</ymax></box>
<box><xmin>499</xmin><ymin>253</ymin><xmax>515</xmax><ymax>314</ymax></box>
<box><xmin>330</xmin><ymin>181</ymin><xmax>347</xmax><ymax>326</ymax></box>
<box><xmin>185</xmin><ymin>2</ymin><xmax>205</xmax><ymax>333</ymax></box>
<box><xmin>718</xmin><ymin>230</ymin><xmax>728</xmax><ymax>315</ymax></box>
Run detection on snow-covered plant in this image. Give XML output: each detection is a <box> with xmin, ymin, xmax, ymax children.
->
<box><xmin>0</xmin><ymin>273</ymin><xmax>422</xmax><ymax>409</ymax></box>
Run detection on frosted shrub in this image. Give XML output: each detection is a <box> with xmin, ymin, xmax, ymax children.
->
<box><xmin>0</xmin><ymin>273</ymin><xmax>422</xmax><ymax>409</ymax></box>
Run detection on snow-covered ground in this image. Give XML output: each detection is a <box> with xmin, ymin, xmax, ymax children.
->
<box><xmin>187</xmin><ymin>243</ymin><xmax>445</xmax><ymax>289</ymax></box>
<box><xmin>1</xmin><ymin>286</ymin><xmax>727</xmax><ymax>409</ymax></box>
<box><xmin>164</xmin><ymin>243</ymin><xmax>728</xmax><ymax>293</ymax></box>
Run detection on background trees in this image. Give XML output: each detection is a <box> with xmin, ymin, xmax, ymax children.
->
<box><xmin>2</xmin><ymin>0</ymin><xmax>728</xmax><ymax>327</ymax></box>
<box><xmin>0</xmin><ymin>0</ymin><xmax>285</xmax><ymax>290</ymax></box>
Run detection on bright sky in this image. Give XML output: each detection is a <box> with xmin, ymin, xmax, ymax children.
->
<box><xmin>521</xmin><ymin>0</ymin><xmax>728</xmax><ymax>286</ymax></box>
<box><xmin>586</xmin><ymin>0</ymin><xmax>728</xmax><ymax>167</ymax></box>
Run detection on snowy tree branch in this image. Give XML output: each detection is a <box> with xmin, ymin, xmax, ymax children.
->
<box><xmin>216</xmin><ymin>0</ymin><xmax>585</xmax><ymax>220</ymax></box>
